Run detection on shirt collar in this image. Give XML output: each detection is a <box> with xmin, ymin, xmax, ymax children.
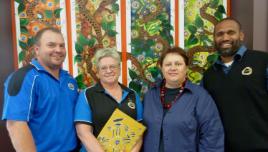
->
<box><xmin>94</xmin><ymin>82</ymin><xmax>134</xmax><ymax>103</ymax></box>
<box><xmin>151</xmin><ymin>79</ymin><xmax>193</xmax><ymax>93</ymax></box>
<box><xmin>30</xmin><ymin>58</ymin><xmax>46</xmax><ymax>71</ymax></box>
<box><xmin>30</xmin><ymin>58</ymin><xmax>68</xmax><ymax>76</ymax></box>
<box><xmin>235</xmin><ymin>45</ymin><xmax>247</xmax><ymax>59</ymax></box>
<box><xmin>94</xmin><ymin>82</ymin><xmax>132</xmax><ymax>93</ymax></box>
<box><xmin>214</xmin><ymin>45</ymin><xmax>247</xmax><ymax>68</ymax></box>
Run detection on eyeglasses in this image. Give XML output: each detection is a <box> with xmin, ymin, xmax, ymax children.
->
<box><xmin>99</xmin><ymin>64</ymin><xmax>119</xmax><ymax>72</ymax></box>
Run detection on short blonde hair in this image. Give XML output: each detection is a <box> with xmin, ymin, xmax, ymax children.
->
<box><xmin>93</xmin><ymin>48</ymin><xmax>121</xmax><ymax>68</ymax></box>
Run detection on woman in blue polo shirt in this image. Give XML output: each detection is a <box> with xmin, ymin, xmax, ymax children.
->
<box><xmin>143</xmin><ymin>47</ymin><xmax>224</xmax><ymax>152</ymax></box>
<box><xmin>74</xmin><ymin>48</ymin><xmax>143</xmax><ymax>152</ymax></box>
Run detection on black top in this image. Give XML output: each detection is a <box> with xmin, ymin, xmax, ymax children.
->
<box><xmin>203</xmin><ymin>49</ymin><xmax>268</xmax><ymax>151</ymax></box>
<box><xmin>84</xmin><ymin>83</ymin><xmax>138</xmax><ymax>136</ymax></box>
<box><xmin>164</xmin><ymin>87</ymin><xmax>181</xmax><ymax>104</ymax></box>
<box><xmin>159</xmin><ymin>87</ymin><xmax>181</xmax><ymax>152</ymax></box>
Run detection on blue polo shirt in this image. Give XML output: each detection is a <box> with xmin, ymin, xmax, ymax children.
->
<box><xmin>2</xmin><ymin>59</ymin><xmax>79</xmax><ymax>152</ymax></box>
<box><xmin>74</xmin><ymin>86</ymin><xmax>143</xmax><ymax>123</ymax></box>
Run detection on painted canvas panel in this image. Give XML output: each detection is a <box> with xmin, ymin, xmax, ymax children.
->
<box><xmin>12</xmin><ymin>0</ymin><xmax>69</xmax><ymax>70</ymax></box>
<box><xmin>183</xmin><ymin>0</ymin><xmax>229</xmax><ymax>83</ymax></box>
<box><xmin>11</xmin><ymin>0</ymin><xmax>230</xmax><ymax>91</ymax></box>
<box><xmin>97</xmin><ymin>109</ymin><xmax>146</xmax><ymax>152</ymax></box>
<box><xmin>127</xmin><ymin>0</ymin><xmax>174</xmax><ymax>95</ymax></box>
<box><xmin>71</xmin><ymin>0</ymin><xmax>120</xmax><ymax>89</ymax></box>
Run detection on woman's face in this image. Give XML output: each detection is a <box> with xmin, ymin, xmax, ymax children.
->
<box><xmin>97</xmin><ymin>56</ymin><xmax>121</xmax><ymax>85</ymax></box>
<box><xmin>161</xmin><ymin>53</ymin><xmax>187</xmax><ymax>88</ymax></box>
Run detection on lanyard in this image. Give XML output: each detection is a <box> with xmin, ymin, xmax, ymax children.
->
<box><xmin>160</xmin><ymin>79</ymin><xmax>186</xmax><ymax>109</ymax></box>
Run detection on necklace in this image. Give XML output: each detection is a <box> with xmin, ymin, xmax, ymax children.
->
<box><xmin>160</xmin><ymin>79</ymin><xmax>186</xmax><ymax>109</ymax></box>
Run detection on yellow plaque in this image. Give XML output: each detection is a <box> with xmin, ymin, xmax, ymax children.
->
<box><xmin>97</xmin><ymin>108</ymin><xmax>146</xmax><ymax>152</ymax></box>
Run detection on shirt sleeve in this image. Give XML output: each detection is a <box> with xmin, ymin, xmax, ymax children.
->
<box><xmin>2</xmin><ymin>73</ymin><xmax>37</xmax><ymax>121</ymax></box>
<box><xmin>196</xmin><ymin>90</ymin><xmax>224</xmax><ymax>152</ymax></box>
<box><xmin>74</xmin><ymin>90</ymin><xmax>92</xmax><ymax>124</ymax></box>
<box><xmin>135</xmin><ymin>93</ymin><xmax>143</xmax><ymax>121</ymax></box>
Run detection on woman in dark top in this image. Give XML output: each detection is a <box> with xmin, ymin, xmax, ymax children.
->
<box><xmin>74</xmin><ymin>48</ymin><xmax>143</xmax><ymax>152</ymax></box>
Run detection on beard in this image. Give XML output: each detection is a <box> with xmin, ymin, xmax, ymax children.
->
<box><xmin>215</xmin><ymin>40</ymin><xmax>242</xmax><ymax>57</ymax></box>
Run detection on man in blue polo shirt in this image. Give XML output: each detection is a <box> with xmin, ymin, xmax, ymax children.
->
<box><xmin>2</xmin><ymin>27</ymin><xmax>79</xmax><ymax>152</ymax></box>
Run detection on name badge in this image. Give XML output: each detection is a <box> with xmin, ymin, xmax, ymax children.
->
<box><xmin>241</xmin><ymin>67</ymin><xmax>253</xmax><ymax>75</ymax></box>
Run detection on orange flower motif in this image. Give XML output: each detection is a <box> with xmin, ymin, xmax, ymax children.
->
<box><xmin>20</xmin><ymin>33</ymin><xmax>28</xmax><ymax>43</ymax></box>
<box><xmin>26</xmin><ymin>21</ymin><xmax>46</xmax><ymax>36</ymax></box>
<box><xmin>41</xmin><ymin>0</ymin><xmax>57</xmax><ymax>10</ymax></box>
<box><xmin>36</xmin><ymin>0</ymin><xmax>59</xmax><ymax>12</ymax></box>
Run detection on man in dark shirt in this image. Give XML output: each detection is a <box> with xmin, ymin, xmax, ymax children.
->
<box><xmin>203</xmin><ymin>17</ymin><xmax>268</xmax><ymax>151</ymax></box>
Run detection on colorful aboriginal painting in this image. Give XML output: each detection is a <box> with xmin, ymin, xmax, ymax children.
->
<box><xmin>12</xmin><ymin>0</ymin><xmax>229</xmax><ymax>95</ymax></box>
<box><xmin>13</xmin><ymin>0</ymin><xmax>68</xmax><ymax>69</ymax></box>
<box><xmin>128</xmin><ymin>0</ymin><xmax>228</xmax><ymax>95</ymax></box>
<box><xmin>128</xmin><ymin>0</ymin><xmax>173</xmax><ymax>95</ymax></box>
<box><xmin>184</xmin><ymin>0</ymin><xmax>227</xmax><ymax>83</ymax></box>
<box><xmin>73</xmin><ymin>0</ymin><xmax>120</xmax><ymax>89</ymax></box>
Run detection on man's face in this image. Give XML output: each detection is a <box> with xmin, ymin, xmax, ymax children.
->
<box><xmin>35</xmin><ymin>30</ymin><xmax>66</xmax><ymax>70</ymax></box>
<box><xmin>214</xmin><ymin>20</ymin><xmax>244</xmax><ymax>57</ymax></box>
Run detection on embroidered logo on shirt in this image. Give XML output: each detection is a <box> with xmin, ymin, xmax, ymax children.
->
<box><xmin>128</xmin><ymin>99</ymin><xmax>136</xmax><ymax>109</ymax></box>
<box><xmin>68</xmin><ymin>83</ymin><xmax>75</xmax><ymax>90</ymax></box>
<box><xmin>241</xmin><ymin>67</ymin><xmax>253</xmax><ymax>75</ymax></box>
